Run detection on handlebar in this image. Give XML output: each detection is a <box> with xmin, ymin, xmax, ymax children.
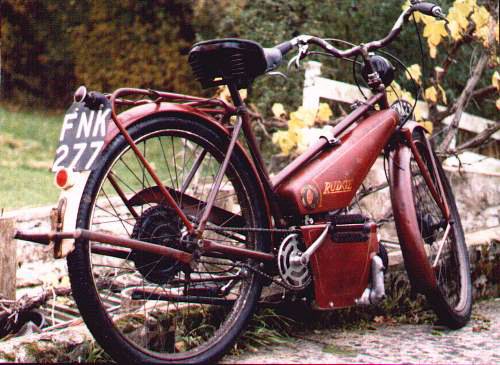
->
<box><xmin>266</xmin><ymin>1</ymin><xmax>445</xmax><ymax>68</ymax></box>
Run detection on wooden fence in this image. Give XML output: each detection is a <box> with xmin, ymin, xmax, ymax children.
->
<box><xmin>302</xmin><ymin>61</ymin><xmax>499</xmax><ymax>157</ymax></box>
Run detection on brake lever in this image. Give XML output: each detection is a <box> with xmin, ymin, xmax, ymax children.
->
<box><xmin>434</xmin><ymin>8</ymin><xmax>449</xmax><ymax>23</ymax></box>
<box><xmin>266</xmin><ymin>71</ymin><xmax>288</xmax><ymax>80</ymax></box>
<box><xmin>287</xmin><ymin>43</ymin><xmax>309</xmax><ymax>71</ymax></box>
<box><xmin>287</xmin><ymin>55</ymin><xmax>300</xmax><ymax>71</ymax></box>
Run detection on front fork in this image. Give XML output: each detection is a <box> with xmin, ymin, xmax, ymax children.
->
<box><xmin>401</xmin><ymin>127</ymin><xmax>450</xmax><ymax>221</ymax></box>
<box><xmin>389</xmin><ymin>123</ymin><xmax>451</xmax><ymax>292</ymax></box>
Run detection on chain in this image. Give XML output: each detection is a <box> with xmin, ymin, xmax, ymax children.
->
<box><xmin>199</xmin><ymin>226</ymin><xmax>302</xmax><ymax>290</ymax></box>
<box><xmin>197</xmin><ymin>258</ymin><xmax>299</xmax><ymax>291</ymax></box>
<box><xmin>240</xmin><ymin>262</ymin><xmax>300</xmax><ymax>290</ymax></box>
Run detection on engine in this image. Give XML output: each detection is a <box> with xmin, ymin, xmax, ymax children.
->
<box><xmin>278</xmin><ymin>214</ymin><xmax>386</xmax><ymax>310</ymax></box>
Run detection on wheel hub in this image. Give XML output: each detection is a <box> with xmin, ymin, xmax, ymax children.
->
<box><xmin>420</xmin><ymin>213</ymin><xmax>439</xmax><ymax>245</ymax></box>
<box><xmin>131</xmin><ymin>205</ymin><xmax>186</xmax><ymax>284</ymax></box>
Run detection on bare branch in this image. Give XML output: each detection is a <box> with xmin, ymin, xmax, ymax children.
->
<box><xmin>438</xmin><ymin>24</ymin><xmax>475</xmax><ymax>84</ymax></box>
<box><xmin>438</xmin><ymin>10</ymin><xmax>497</xmax><ymax>153</ymax></box>
<box><xmin>355</xmin><ymin>182</ymin><xmax>389</xmax><ymax>203</ymax></box>
<box><xmin>439</xmin><ymin>52</ymin><xmax>490</xmax><ymax>153</ymax></box>
<box><xmin>452</xmin><ymin>121</ymin><xmax>500</xmax><ymax>153</ymax></box>
<box><xmin>0</xmin><ymin>286</ymin><xmax>71</xmax><ymax>337</ymax></box>
<box><xmin>471</xmin><ymin>85</ymin><xmax>498</xmax><ymax>101</ymax></box>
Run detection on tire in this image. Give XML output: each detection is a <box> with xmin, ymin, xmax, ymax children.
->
<box><xmin>67</xmin><ymin>115</ymin><xmax>270</xmax><ymax>364</ymax></box>
<box><xmin>392</xmin><ymin>129</ymin><xmax>472</xmax><ymax>329</ymax></box>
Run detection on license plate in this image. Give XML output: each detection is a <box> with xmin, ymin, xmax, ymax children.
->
<box><xmin>52</xmin><ymin>102</ymin><xmax>112</xmax><ymax>172</ymax></box>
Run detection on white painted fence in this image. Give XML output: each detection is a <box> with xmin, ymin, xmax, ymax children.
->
<box><xmin>302</xmin><ymin>61</ymin><xmax>500</xmax><ymax>144</ymax></box>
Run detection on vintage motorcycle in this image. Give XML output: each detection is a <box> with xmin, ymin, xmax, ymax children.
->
<box><xmin>16</xmin><ymin>1</ymin><xmax>472</xmax><ymax>363</ymax></box>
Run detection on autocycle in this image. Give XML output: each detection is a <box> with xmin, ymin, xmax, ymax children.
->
<box><xmin>16</xmin><ymin>1</ymin><xmax>472</xmax><ymax>363</ymax></box>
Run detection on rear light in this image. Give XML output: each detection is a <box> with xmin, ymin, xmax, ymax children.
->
<box><xmin>54</xmin><ymin>168</ymin><xmax>74</xmax><ymax>190</ymax></box>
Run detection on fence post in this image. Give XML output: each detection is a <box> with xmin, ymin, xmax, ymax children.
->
<box><xmin>0</xmin><ymin>218</ymin><xmax>16</xmax><ymax>300</ymax></box>
<box><xmin>302</xmin><ymin>61</ymin><xmax>322</xmax><ymax>110</ymax></box>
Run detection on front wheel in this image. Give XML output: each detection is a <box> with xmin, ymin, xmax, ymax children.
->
<box><xmin>67</xmin><ymin>115</ymin><xmax>270</xmax><ymax>363</ymax></box>
<box><xmin>390</xmin><ymin>129</ymin><xmax>472</xmax><ymax>329</ymax></box>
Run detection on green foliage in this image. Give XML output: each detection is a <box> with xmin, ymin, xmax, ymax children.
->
<box><xmin>1</xmin><ymin>1</ymin><xmax>203</xmax><ymax>107</ymax></box>
<box><xmin>0</xmin><ymin>1</ymin><xmax>80</xmax><ymax>107</ymax></box>
<box><xmin>232</xmin><ymin>307</ymin><xmax>295</xmax><ymax>355</ymax></box>
<box><xmin>1</xmin><ymin>0</ymin><xmax>495</xmax><ymax>122</ymax></box>
<box><xmin>212</xmin><ymin>0</ymin><xmax>438</xmax><ymax>114</ymax></box>
<box><xmin>71</xmin><ymin>1</ymin><xmax>201</xmax><ymax>97</ymax></box>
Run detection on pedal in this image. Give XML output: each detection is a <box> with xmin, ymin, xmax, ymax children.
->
<box><xmin>330</xmin><ymin>214</ymin><xmax>368</xmax><ymax>225</ymax></box>
<box><xmin>332</xmin><ymin>231</ymin><xmax>369</xmax><ymax>242</ymax></box>
<box><xmin>329</xmin><ymin>214</ymin><xmax>371</xmax><ymax>242</ymax></box>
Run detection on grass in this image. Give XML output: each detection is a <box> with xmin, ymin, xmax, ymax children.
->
<box><xmin>0</xmin><ymin>103</ymin><xmax>232</xmax><ymax>211</ymax></box>
<box><xmin>0</xmin><ymin>104</ymin><xmax>61</xmax><ymax>210</ymax></box>
<box><xmin>232</xmin><ymin>307</ymin><xmax>295</xmax><ymax>355</ymax></box>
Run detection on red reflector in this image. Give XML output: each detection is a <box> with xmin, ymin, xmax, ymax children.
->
<box><xmin>55</xmin><ymin>169</ymin><xmax>69</xmax><ymax>188</ymax></box>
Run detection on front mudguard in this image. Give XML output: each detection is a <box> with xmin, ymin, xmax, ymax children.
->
<box><xmin>389</xmin><ymin>123</ymin><xmax>437</xmax><ymax>293</ymax></box>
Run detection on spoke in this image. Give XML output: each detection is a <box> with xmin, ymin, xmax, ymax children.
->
<box><xmin>85</xmin><ymin>128</ymin><xmax>258</xmax><ymax>356</ymax></box>
<box><xmin>94</xmin><ymin>203</ymin><xmax>134</xmax><ymax>229</ymax></box>
<box><xmin>158</xmin><ymin>136</ymin><xmax>177</xmax><ymax>195</ymax></box>
<box><xmin>118</xmin><ymin>156</ymin><xmax>153</xmax><ymax>193</ymax></box>
<box><xmin>181</xmin><ymin>148</ymin><xmax>207</xmax><ymax>194</ymax></box>
<box><xmin>107</xmin><ymin>172</ymin><xmax>139</xmax><ymax>219</ymax></box>
<box><xmin>432</xmin><ymin>223</ymin><xmax>452</xmax><ymax>268</ymax></box>
<box><xmin>171</xmin><ymin>136</ymin><xmax>180</xmax><ymax>190</ymax></box>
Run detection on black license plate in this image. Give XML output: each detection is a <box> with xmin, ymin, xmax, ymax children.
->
<box><xmin>52</xmin><ymin>102</ymin><xmax>112</xmax><ymax>172</ymax></box>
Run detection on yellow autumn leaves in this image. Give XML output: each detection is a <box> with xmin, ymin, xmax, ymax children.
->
<box><xmin>401</xmin><ymin>0</ymin><xmax>499</xmax><ymax>111</ymax></box>
<box><xmin>423</xmin><ymin>21</ymin><xmax>448</xmax><ymax>58</ymax></box>
<box><xmin>271</xmin><ymin>103</ymin><xmax>333</xmax><ymax>155</ymax></box>
<box><xmin>494</xmin><ymin>71</ymin><xmax>500</xmax><ymax>110</ymax></box>
<box><xmin>271</xmin><ymin>0</ymin><xmax>499</xmax><ymax>155</ymax></box>
<box><xmin>405</xmin><ymin>0</ymin><xmax>499</xmax><ymax>57</ymax></box>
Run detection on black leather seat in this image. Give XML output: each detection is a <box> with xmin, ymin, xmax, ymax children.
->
<box><xmin>188</xmin><ymin>39</ymin><xmax>282</xmax><ymax>89</ymax></box>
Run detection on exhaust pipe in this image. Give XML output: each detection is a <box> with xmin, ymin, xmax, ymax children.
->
<box><xmin>355</xmin><ymin>254</ymin><xmax>386</xmax><ymax>305</ymax></box>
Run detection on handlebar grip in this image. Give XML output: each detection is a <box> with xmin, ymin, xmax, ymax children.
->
<box><xmin>263</xmin><ymin>47</ymin><xmax>283</xmax><ymax>71</ymax></box>
<box><xmin>412</xmin><ymin>2</ymin><xmax>444</xmax><ymax>18</ymax></box>
<box><xmin>275</xmin><ymin>40</ymin><xmax>294</xmax><ymax>55</ymax></box>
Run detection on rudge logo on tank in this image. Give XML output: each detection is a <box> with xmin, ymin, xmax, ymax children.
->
<box><xmin>323</xmin><ymin>179</ymin><xmax>353</xmax><ymax>194</ymax></box>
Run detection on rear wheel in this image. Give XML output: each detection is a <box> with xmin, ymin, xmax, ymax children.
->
<box><xmin>67</xmin><ymin>115</ymin><xmax>269</xmax><ymax>363</ymax></box>
<box><xmin>393</xmin><ymin>129</ymin><xmax>472</xmax><ymax>328</ymax></box>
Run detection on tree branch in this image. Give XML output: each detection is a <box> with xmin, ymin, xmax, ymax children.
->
<box><xmin>355</xmin><ymin>182</ymin><xmax>389</xmax><ymax>202</ymax></box>
<box><xmin>452</xmin><ymin>121</ymin><xmax>500</xmax><ymax>153</ymax></box>
<box><xmin>438</xmin><ymin>24</ymin><xmax>475</xmax><ymax>84</ymax></box>
<box><xmin>438</xmin><ymin>52</ymin><xmax>490</xmax><ymax>153</ymax></box>
<box><xmin>471</xmin><ymin>85</ymin><xmax>498</xmax><ymax>101</ymax></box>
<box><xmin>0</xmin><ymin>286</ymin><xmax>72</xmax><ymax>337</ymax></box>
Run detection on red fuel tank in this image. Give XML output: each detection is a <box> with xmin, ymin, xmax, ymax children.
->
<box><xmin>275</xmin><ymin>109</ymin><xmax>398</xmax><ymax>215</ymax></box>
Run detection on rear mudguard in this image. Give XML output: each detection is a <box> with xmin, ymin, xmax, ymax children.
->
<box><xmin>389</xmin><ymin>122</ymin><xmax>437</xmax><ymax>293</ymax></box>
<box><xmin>104</xmin><ymin>102</ymin><xmax>273</xmax><ymax>230</ymax></box>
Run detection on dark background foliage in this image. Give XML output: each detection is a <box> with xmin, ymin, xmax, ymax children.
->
<box><xmin>1</xmin><ymin>0</ymin><xmax>496</xmax><ymax>120</ymax></box>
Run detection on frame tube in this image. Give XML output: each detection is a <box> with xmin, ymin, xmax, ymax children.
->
<box><xmin>196</xmin><ymin>114</ymin><xmax>244</xmax><ymax>234</ymax></box>
<box><xmin>272</xmin><ymin>92</ymin><xmax>385</xmax><ymax>188</ymax></box>
<box><xmin>109</xmin><ymin>89</ymin><xmax>195</xmax><ymax>234</ymax></box>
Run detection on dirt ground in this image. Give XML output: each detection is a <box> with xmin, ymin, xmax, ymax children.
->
<box><xmin>221</xmin><ymin>298</ymin><xmax>500</xmax><ymax>364</ymax></box>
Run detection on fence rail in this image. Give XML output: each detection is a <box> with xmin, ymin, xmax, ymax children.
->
<box><xmin>302</xmin><ymin>61</ymin><xmax>500</xmax><ymax>148</ymax></box>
